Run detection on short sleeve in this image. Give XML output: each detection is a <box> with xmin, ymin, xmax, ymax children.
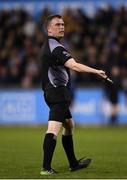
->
<box><xmin>52</xmin><ymin>46</ymin><xmax>72</xmax><ymax>65</ymax></box>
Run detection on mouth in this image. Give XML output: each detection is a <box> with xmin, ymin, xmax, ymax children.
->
<box><xmin>59</xmin><ymin>31</ymin><xmax>64</xmax><ymax>33</ymax></box>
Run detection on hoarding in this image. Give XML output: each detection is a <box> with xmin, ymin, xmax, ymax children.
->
<box><xmin>0</xmin><ymin>89</ymin><xmax>126</xmax><ymax>124</ymax></box>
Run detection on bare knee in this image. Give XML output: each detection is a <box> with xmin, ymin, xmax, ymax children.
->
<box><xmin>46</xmin><ymin>121</ymin><xmax>62</xmax><ymax>136</ymax></box>
<box><xmin>62</xmin><ymin>119</ymin><xmax>75</xmax><ymax>136</ymax></box>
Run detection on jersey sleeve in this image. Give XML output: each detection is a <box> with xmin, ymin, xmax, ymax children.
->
<box><xmin>52</xmin><ymin>46</ymin><xmax>72</xmax><ymax>65</ymax></box>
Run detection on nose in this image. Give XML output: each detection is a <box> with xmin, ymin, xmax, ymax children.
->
<box><xmin>60</xmin><ymin>25</ymin><xmax>64</xmax><ymax>29</ymax></box>
<box><xmin>60</xmin><ymin>23</ymin><xmax>64</xmax><ymax>28</ymax></box>
<box><xmin>61</xmin><ymin>25</ymin><xmax>64</xmax><ymax>30</ymax></box>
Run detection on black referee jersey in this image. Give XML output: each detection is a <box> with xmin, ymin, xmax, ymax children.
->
<box><xmin>40</xmin><ymin>36</ymin><xmax>72</xmax><ymax>91</ymax></box>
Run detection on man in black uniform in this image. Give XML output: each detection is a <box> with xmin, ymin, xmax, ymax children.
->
<box><xmin>40</xmin><ymin>14</ymin><xmax>107</xmax><ymax>175</ymax></box>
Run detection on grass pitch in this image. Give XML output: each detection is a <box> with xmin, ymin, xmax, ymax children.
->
<box><xmin>0</xmin><ymin>125</ymin><xmax>127</xmax><ymax>179</ymax></box>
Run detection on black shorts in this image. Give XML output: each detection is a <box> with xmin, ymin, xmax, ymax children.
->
<box><xmin>44</xmin><ymin>87</ymin><xmax>72</xmax><ymax>122</ymax></box>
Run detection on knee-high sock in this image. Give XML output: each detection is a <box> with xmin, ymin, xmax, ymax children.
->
<box><xmin>62</xmin><ymin>135</ymin><xmax>78</xmax><ymax>167</ymax></box>
<box><xmin>43</xmin><ymin>133</ymin><xmax>56</xmax><ymax>170</ymax></box>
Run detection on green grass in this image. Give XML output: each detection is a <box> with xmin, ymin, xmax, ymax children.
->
<box><xmin>0</xmin><ymin>125</ymin><xmax>127</xmax><ymax>179</ymax></box>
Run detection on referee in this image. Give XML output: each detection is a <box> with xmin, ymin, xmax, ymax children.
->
<box><xmin>40</xmin><ymin>14</ymin><xmax>107</xmax><ymax>175</ymax></box>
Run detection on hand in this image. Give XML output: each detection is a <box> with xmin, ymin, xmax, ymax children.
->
<box><xmin>97</xmin><ymin>70</ymin><xmax>114</xmax><ymax>84</ymax></box>
<box><xmin>97</xmin><ymin>70</ymin><xmax>107</xmax><ymax>79</ymax></box>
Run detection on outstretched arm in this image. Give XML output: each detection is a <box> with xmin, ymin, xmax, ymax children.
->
<box><xmin>65</xmin><ymin>58</ymin><xmax>107</xmax><ymax>79</ymax></box>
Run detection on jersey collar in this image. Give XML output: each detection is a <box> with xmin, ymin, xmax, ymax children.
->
<box><xmin>48</xmin><ymin>36</ymin><xmax>60</xmax><ymax>42</ymax></box>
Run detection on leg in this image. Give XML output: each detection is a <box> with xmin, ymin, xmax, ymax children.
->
<box><xmin>62</xmin><ymin>118</ymin><xmax>74</xmax><ymax>136</ymax></box>
<box><xmin>42</xmin><ymin>120</ymin><xmax>62</xmax><ymax>171</ymax></box>
<box><xmin>62</xmin><ymin>118</ymin><xmax>78</xmax><ymax>168</ymax></box>
<box><xmin>47</xmin><ymin>120</ymin><xmax>62</xmax><ymax>136</ymax></box>
<box><xmin>62</xmin><ymin>118</ymin><xmax>92</xmax><ymax>171</ymax></box>
<box><xmin>110</xmin><ymin>104</ymin><xmax>118</xmax><ymax>126</ymax></box>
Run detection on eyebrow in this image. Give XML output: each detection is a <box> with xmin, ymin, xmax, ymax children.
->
<box><xmin>55</xmin><ymin>23</ymin><xmax>64</xmax><ymax>25</ymax></box>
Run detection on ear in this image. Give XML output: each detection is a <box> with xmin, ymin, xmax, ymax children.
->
<box><xmin>47</xmin><ymin>24</ymin><xmax>51</xmax><ymax>34</ymax></box>
<box><xmin>47</xmin><ymin>27</ymin><xmax>50</xmax><ymax>33</ymax></box>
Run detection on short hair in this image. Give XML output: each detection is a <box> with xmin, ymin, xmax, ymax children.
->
<box><xmin>44</xmin><ymin>14</ymin><xmax>62</xmax><ymax>30</ymax></box>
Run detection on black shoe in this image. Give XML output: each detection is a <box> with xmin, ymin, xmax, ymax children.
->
<box><xmin>40</xmin><ymin>168</ymin><xmax>57</xmax><ymax>175</ymax></box>
<box><xmin>69</xmin><ymin>157</ymin><xmax>92</xmax><ymax>172</ymax></box>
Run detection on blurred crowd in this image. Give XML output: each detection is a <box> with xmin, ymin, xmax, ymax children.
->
<box><xmin>0</xmin><ymin>6</ymin><xmax>127</xmax><ymax>91</ymax></box>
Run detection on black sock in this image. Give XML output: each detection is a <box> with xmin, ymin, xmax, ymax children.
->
<box><xmin>62</xmin><ymin>135</ymin><xmax>78</xmax><ymax>167</ymax></box>
<box><xmin>43</xmin><ymin>133</ymin><xmax>57</xmax><ymax>170</ymax></box>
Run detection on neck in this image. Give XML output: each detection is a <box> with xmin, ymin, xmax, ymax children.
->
<box><xmin>48</xmin><ymin>34</ymin><xmax>61</xmax><ymax>41</ymax></box>
<box><xmin>48</xmin><ymin>34</ymin><xmax>61</xmax><ymax>40</ymax></box>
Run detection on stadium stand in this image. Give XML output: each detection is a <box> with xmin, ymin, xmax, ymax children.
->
<box><xmin>0</xmin><ymin>5</ymin><xmax>127</xmax><ymax>89</ymax></box>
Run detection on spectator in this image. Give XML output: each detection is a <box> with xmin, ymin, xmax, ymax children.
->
<box><xmin>104</xmin><ymin>65</ymin><xmax>121</xmax><ymax>125</ymax></box>
<box><xmin>0</xmin><ymin>6</ymin><xmax>127</xmax><ymax>89</ymax></box>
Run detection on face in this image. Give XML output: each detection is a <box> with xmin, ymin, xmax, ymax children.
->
<box><xmin>47</xmin><ymin>17</ymin><xmax>65</xmax><ymax>39</ymax></box>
